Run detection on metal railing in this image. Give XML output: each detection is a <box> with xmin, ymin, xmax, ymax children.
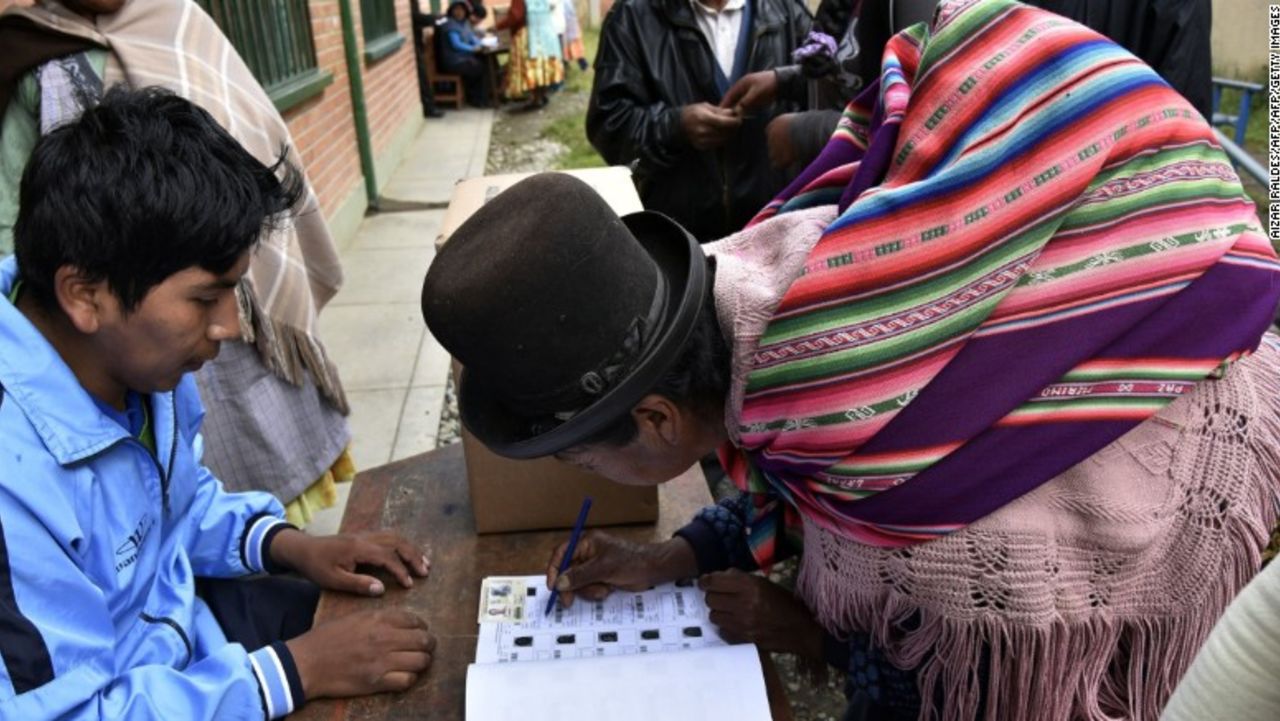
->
<box><xmin>1211</xmin><ymin>77</ymin><xmax>1263</xmax><ymax>147</ymax></box>
<box><xmin>1209</xmin><ymin>78</ymin><xmax>1266</xmax><ymax>187</ymax></box>
<box><xmin>1213</xmin><ymin>129</ymin><xmax>1267</xmax><ymax>187</ymax></box>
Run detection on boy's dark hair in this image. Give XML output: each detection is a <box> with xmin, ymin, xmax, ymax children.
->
<box><xmin>14</xmin><ymin>85</ymin><xmax>305</xmax><ymax>313</ymax></box>
<box><xmin>577</xmin><ymin>261</ymin><xmax>731</xmax><ymax>448</ymax></box>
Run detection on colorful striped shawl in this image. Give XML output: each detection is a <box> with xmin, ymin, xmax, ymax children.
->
<box><xmin>723</xmin><ymin>0</ymin><xmax>1280</xmax><ymax>558</ymax></box>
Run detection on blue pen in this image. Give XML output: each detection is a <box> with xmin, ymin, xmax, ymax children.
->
<box><xmin>546</xmin><ymin>496</ymin><xmax>593</xmax><ymax>616</ymax></box>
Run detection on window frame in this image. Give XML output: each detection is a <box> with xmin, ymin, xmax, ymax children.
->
<box><xmin>195</xmin><ymin>0</ymin><xmax>334</xmax><ymax>113</ymax></box>
<box><xmin>359</xmin><ymin>0</ymin><xmax>406</xmax><ymax>63</ymax></box>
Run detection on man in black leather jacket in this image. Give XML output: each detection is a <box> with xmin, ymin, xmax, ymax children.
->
<box><xmin>1024</xmin><ymin>0</ymin><xmax>1212</xmax><ymax>119</ymax></box>
<box><xmin>586</xmin><ymin>0</ymin><xmax>811</xmax><ymax>242</ymax></box>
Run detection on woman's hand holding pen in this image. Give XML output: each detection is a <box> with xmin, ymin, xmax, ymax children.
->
<box><xmin>545</xmin><ymin>532</ymin><xmax>699</xmax><ymax>608</ymax></box>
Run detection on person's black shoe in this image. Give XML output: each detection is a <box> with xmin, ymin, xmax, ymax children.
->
<box><xmin>424</xmin><ymin>106</ymin><xmax>445</xmax><ymax>118</ymax></box>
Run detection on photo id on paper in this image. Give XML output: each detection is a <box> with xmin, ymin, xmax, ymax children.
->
<box><xmin>477</xmin><ymin>577</ymin><xmax>528</xmax><ymax>623</ymax></box>
<box><xmin>474</xmin><ymin>575</ymin><xmax>725</xmax><ymax>664</ymax></box>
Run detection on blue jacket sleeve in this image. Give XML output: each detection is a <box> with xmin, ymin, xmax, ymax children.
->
<box><xmin>0</xmin><ymin>489</ymin><xmax>280</xmax><ymax>720</ymax></box>
<box><xmin>182</xmin><ymin>446</ymin><xmax>293</xmax><ymax>578</ymax></box>
<box><xmin>448</xmin><ymin>28</ymin><xmax>481</xmax><ymax>52</ymax></box>
<box><xmin>174</xmin><ymin>380</ymin><xmax>292</xmax><ymax>579</ymax></box>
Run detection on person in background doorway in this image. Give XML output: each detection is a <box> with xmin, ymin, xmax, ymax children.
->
<box><xmin>411</xmin><ymin>0</ymin><xmax>447</xmax><ymax>118</ymax></box>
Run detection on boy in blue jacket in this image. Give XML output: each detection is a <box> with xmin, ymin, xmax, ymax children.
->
<box><xmin>0</xmin><ymin>87</ymin><xmax>435</xmax><ymax>720</ymax></box>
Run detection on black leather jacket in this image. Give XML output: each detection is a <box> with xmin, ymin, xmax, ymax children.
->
<box><xmin>586</xmin><ymin>0</ymin><xmax>811</xmax><ymax>241</ymax></box>
<box><xmin>1025</xmin><ymin>0</ymin><xmax>1211</xmax><ymax>119</ymax></box>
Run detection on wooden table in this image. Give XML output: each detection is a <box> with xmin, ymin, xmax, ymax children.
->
<box><xmin>479</xmin><ymin>44</ymin><xmax>508</xmax><ymax>109</ymax></box>
<box><xmin>292</xmin><ymin>443</ymin><xmax>793</xmax><ymax>721</ymax></box>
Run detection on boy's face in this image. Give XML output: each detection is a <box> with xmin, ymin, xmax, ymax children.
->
<box><xmin>92</xmin><ymin>252</ymin><xmax>249</xmax><ymax>394</ymax></box>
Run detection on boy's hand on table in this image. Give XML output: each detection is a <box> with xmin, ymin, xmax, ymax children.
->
<box><xmin>270</xmin><ymin>529</ymin><xmax>431</xmax><ymax>596</ymax></box>
<box><xmin>546</xmin><ymin>532</ymin><xmax>698</xmax><ymax>608</ymax></box>
<box><xmin>288</xmin><ymin>609</ymin><xmax>436</xmax><ymax>699</ymax></box>
<box><xmin>699</xmin><ymin>569</ymin><xmax>825</xmax><ymax>661</ymax></box>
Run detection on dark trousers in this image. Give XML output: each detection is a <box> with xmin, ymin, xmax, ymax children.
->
<box><xmin>196</xmin><ymin>576</ymin><xmax>320</xmax><ymax>652</ymax></box>
<box><xmin>442</xmin><ymin>55</ymin><xmax>491</xmax><ymax>107</ymax></box>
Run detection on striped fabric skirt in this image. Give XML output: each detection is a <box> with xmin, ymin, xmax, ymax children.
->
<box><xmin>504</xmin><ymin>27</ymin><xmax>563</xmax><ymax>98</ymax></box>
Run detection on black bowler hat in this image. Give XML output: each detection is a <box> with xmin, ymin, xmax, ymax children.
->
<box><xmin>421</xmin><ymin>173</ymin><xmax>707</xmax><ymax>459</ymax></box>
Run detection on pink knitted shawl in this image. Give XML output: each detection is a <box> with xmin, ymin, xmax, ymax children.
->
<box><xmin>708</xmin><ymin>209</ymin><xmax>1280</xmax><ymax>721</ymax></box>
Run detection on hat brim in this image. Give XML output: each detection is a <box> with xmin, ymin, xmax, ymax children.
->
<box><xmin>457</xmin><ymin>211</ymin><xmax>707</xmax><ymax>459</ymax></box>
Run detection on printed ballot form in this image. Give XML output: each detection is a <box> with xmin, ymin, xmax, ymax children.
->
<box><xmin>466</xmin><ymin>575</ymin><xmax>773</xmax><ymax>721</ymax></box>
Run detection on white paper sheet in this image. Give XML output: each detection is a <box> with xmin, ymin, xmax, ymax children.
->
<box><xmin>465</xmin><ymin>642</ymin><xmax>772</xmax><ymax>721</ymax></box>
<box><xmin>474</xmin><ymin>575</ymin><xmax>726</xmax><ymax>664</ymax></box>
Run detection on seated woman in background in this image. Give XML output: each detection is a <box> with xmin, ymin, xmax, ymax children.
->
<box><xmin>437</xmin><ymin>0</ymin><xmax>492</xmax><ymax>108</ymax></box>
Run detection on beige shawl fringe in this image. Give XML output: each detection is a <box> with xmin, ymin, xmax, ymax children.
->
<box><xmin>236</xmin><ymin>279</ymin><xmax>349</xmax><ymax>414</ymax></box>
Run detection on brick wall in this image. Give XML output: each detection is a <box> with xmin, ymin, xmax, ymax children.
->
<box><xmin>286</xmin><ymin>2</ymin><xmax>364</xmax><ymax>221</ymax></box>
<box><xmin>288</xmin><ymin>1</ymin><xmax>421</xmax><ymax>220</ymax></box>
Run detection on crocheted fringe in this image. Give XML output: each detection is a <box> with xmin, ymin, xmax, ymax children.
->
<box><xmin>799</xmin><ymin>356</ymin><xmax>1280</xmax><ymax>721</ymax></box>
<box><xmin>802</xmin><ymin>531</ymin><xmax>1270</xmax><ymax>720</ymax></box>
<box><xmin>1249</xmin><ymin>351</ymin><xmax>1280</xmax><ymax>557</ymax></box>
<box><xmin>235</xmin><ymin>281</ymin><xmax>350</xmax><ymax>415</ymax></box>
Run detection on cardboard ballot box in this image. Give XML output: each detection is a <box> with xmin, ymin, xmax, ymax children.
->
<box><xmin>438</xmin><ymin>167</ymin><xmax>660</xmax><ymax>534</ymax></box>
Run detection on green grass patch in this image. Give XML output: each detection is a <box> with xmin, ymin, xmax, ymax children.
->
<box><xmin>546</xmin><ymin>112</ymin><xmax>606</xmax><ymax>169</ymax></box>
<box><xmin>544</xmin><ymin>24</ymin><xmax>604</xmax><ymax>170</ymax></box>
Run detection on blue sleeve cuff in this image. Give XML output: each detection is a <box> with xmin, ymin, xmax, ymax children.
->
<box><xmin>241</xmin><ymin>513</ymin><xmax>294</xmax><ymax>574</ymax></box>
<box><xmin>248</xmin><ymin>642</ymin><xmax>306</xmax><ymax>719</ymax></box>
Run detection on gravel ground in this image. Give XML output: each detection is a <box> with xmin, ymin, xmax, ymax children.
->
<box><xmin>436</xmin><ymin>85</ymin><xmax>849</xmax><ymax>721</ymax></box>
<box><xmin>483</xmin><ymin>85</ymin><xmax>587</xmax><ymax>174</ymax></box>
